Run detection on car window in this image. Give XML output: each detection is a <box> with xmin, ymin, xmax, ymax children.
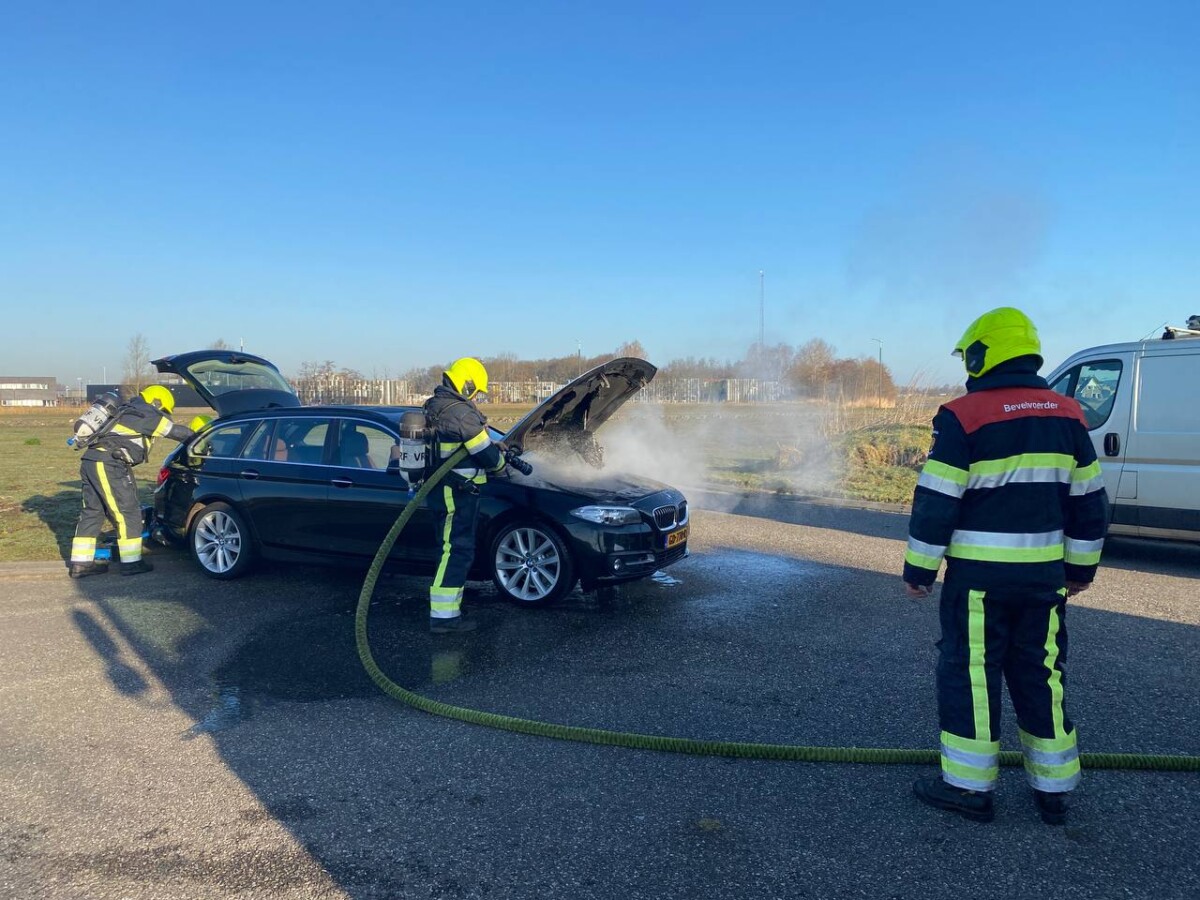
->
<box><xmin>1052</xmin><ymin>360</ymin><xmax>1122</xmax><ymax>430</ymax></box>
<box><xmin>239</xmin><ymin>420</ymin><xmax>276</xmax><ymax>460</ymax></box>
<box><xmin>276</xmin><ymin>418</ymin><xmax>331</xmax><ymax>464</ymax></box>
<box><xmin>335</xmin><ymin>420</ymin><xmax>395</xmax><ymax>469</ymax></box>
<box><xmin>192</xmin><ymin>421</ymin><xmax>258</xmax><ymax>458</ymax></box>
<box><xmin>184</xmin><ymin>358</ymin><xmax>293</xmax><ymax>395</ymax></box>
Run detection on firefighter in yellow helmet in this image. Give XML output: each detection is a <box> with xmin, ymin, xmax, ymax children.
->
<box><xmin>904</xmin><ymin>307</ymin><xmax>1109</xmax><ymax>825</ymax></box>
<box><xmin>423</xmin><ymin>358</ymin><xmax>509</xmax><ymax>633</ymax></box>
<box><xmin>69</xmin><ymin>384</ymin><xmax>196</xmax><ymax>578</ymax></box>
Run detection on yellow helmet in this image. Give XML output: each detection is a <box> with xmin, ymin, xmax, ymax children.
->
<box><xmin>140</xmin><ymin>384</ymin><xmax>175</xmax><ymax>414</ymax></box>
<box><xmin>953</xmin><ymin>307</ymin><xmax>1042</xmax><ymax>378</ymax></box>
<box><xmin>188</xmin><ymin>414</ymin><xmax>213</xmax><ymax>432</ymax></box>
<box><xmin>443</xmin><ymin>357</ymin><xmax>489</xmax><ymax>399</ymax></box>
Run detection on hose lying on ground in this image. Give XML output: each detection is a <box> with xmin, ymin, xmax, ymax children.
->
<box><xmin>355</xmin><ymin>447</ymin><xmax>1200</xmax><ymax>773</ymax></box>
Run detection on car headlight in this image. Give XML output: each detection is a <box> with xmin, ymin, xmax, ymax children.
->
<box><xmin>570</xmin><ymin>505</ymin><xmax>642</xmax><ymax>526</ymax></box>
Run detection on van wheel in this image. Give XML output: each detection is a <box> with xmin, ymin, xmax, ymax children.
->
<box><xmin>490</xmin><ymin>521</ymin><xmax>574</xmax><ymax>607</ymax></box>
<box><xmin>189</xmin><ymin>502</ymin><xmax>255</xmax><ymax>579</ymax></box>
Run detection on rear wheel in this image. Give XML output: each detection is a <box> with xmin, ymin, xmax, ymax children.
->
<box><xmin>189</xmin><ymin>502</ymin><xmax>255</xmax><ymax>579</ymax></box>
<box><xmin>490</xmin><ymin>520</ymin><xmax>574</xmax><ymax>607</ymax></box>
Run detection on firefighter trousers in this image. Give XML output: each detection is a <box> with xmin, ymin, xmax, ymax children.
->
<box><xmin>936</xmin><ymin>580</ymin><xmax>1080</xmax><ymax>794</ymax></box>
<box><xmin>72</xmin><ymin>458</ymin><xmax>144</xmax><ymax>565</ymax></box>
<box><xmin>428</xmin><ymin>483</ymin><xmax>480</xmax><ymax>619</ymax></box>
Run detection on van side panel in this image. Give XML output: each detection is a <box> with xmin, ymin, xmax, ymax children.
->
<box><xmin>1127</xmin><ymin>351</ymin><xmax>1200</xmax><ymax>537</ymax></box>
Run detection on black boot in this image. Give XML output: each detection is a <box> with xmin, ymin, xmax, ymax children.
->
<box><xmin>1033</xmin><ymin>790</ymin><xmax>1068</xmax><ymax>825</ymax></box>
<box><xmin>913</xmin><ymin>776</ymin><xmax>995</xmax><ymax>822</ymax></box>
<box><xmin>120</xmin><ymin>559</ymin><xmax>154</xmax><ymax>576</ymax></box>
<box><xmin>68</xmin><ymin>561</ymin><xmax>109</xmax><ymax>579</ymax></box>
<box><xmin>430</xmin><ymin>615</ymin><xmax>478</xmax><ymax>634</ymax></box>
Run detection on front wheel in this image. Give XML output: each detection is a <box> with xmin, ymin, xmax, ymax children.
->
<box><xmin>490</xmin><ymin>521</ymin><xmax>574</xmax><ymax>607</ymax></box>
<box><xmin>189</xmin><ymin>501</ymin><xmax>256</xmax><ymax>579</ymax></box>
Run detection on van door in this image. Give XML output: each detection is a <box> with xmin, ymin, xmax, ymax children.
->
<box><xmin>1124</xmin><ymin>349</ymin><xmax>1200</xmax><ymax>539</ymax></box>
<box><xmin>1049</xmin><ymin>355</ymin><xmax>1135</xmax><ymax>530</ymax></box>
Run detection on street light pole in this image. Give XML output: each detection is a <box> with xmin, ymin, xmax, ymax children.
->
<box><xmin>870</xmin><ymin>338</ymin><xmax>883</xmax><ymax>408</ymax></box>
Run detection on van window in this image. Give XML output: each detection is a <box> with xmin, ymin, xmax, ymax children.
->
<box><xmin>1136</xmin><ymin>354</ymin><xmax>1200</xmax><ymax>433</ymax></box>
<box><xmin>1051</xmin><ymin>359</ymin><xmax>1122</xmax><ymax>430</ymax></box>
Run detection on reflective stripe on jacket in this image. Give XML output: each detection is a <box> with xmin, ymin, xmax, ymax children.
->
<box><xmin>904</xmin><ymin>363</ymin><xmax>1110</xmax><ymax>591</ymax></box>
<box><xmin>424</xmin><ymin>385</ymin><xmax>506</xmax><ymax>485</ymax></box>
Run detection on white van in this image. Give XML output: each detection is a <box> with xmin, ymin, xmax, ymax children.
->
<box><xmin>1046</xmin><ymin>322</ymin><xmax>1200</xmax><ymax>542</ymax></box>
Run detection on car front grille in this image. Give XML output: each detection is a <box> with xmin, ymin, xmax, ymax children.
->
<box><xmin>652</xmin><ymin>501</ymin><xmax>687</xmax><ymax>530</ymax></box>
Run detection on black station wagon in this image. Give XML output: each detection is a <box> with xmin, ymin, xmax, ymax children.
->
<box><xmin>151</xmin><ymin>351</ymin><xmax>689</xmax><ymax>606</ymax></box>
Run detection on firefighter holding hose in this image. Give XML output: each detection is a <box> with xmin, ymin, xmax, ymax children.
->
<box><xmin>423</xmin><ymin>358</ymin><xmax>510</xmax><ymax>633</ymax></box>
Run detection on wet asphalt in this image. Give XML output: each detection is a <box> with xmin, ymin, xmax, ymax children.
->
<box><xmin>0</xmin><ymin>496</ymin><xmax>1198</xmax><ymax>900</ymax></box>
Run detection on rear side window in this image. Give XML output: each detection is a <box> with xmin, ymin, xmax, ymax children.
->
<box><xmin>239</xmin><ymin>420</ymin><xmax>276</xmax><ymax>460</ymax></box>
<box><xmin>1051</xmin><ymin>359</ymin><xmax>1123</xmax><ymax>430</ymax></box>
<box><xmin>1136</xmin><ymin>354</ymin><xmax>1200</xmax><ymax>433</ymax></box>
<box><xmin>276</xmin><ymin>418</ymin><xmax>331</xmax><ymax>464</ymax></box>
<box><xmin>193</xmin><ymin>422</ymin><xmax>258</xmax><ymax>458</ymax></box>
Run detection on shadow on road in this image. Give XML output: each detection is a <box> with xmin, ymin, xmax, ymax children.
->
<box><xmin>59</xmin><ymin>530</ymin><xmax>1200</xmax><ymax>898</ymax></box>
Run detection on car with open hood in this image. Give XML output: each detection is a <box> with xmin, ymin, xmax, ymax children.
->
<box><xmin>151</xmin><ymin>351</ymin><xmax>688</xmax><ymax>605</ymax></box>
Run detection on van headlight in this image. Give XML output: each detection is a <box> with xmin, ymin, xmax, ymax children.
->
<box><xmin>570</xmin><ymin>505</ymin><xmax>642</xmax><ymax>526</ymax></box>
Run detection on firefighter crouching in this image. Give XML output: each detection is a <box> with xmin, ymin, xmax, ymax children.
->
<box><xmin>424</xmin><ymin>358</ymin><xmax>508</xmax><ymax>633</ymax></box>
<box><xmin>903</xmin><ymin>307</ymin><xmax>1109</xmax><ymax>825</ymax></box>
<box><xmin>69</xmin><ymin>385</ymin><xmax>195</xmax><ymax>578</ymax></box>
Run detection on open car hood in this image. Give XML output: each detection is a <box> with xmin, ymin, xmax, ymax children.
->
<box><xmin>504</xmin><ymin>357</ymin><xmax>656</xmax><ymax>453</ymax></box>
<box><xmin>152</xmin><ymin>350</ymin><xmax>300</xmax><ymax>416</ymax></box>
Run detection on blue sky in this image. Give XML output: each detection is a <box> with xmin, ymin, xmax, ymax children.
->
<box><xmin>3</xmin><ymin>2</ymin><xmax>1198</xmax><ymax>387</ymax></box>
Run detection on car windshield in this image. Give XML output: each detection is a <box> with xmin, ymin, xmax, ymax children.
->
<box><xmin>185</xmin><ymin>359</ymin><xmax>293</xmax><ymax>396</ymax></box>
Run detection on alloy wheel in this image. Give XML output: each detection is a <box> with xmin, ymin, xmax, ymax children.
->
<box><xmin>194</xmin><ymin>509</ymin><xmax>243</xmax><ymax>575</ymax></box>
<box><xmin>494</xmin><ymin>525</ymin><xmax>563</xmax><ymax>603</ymax></box>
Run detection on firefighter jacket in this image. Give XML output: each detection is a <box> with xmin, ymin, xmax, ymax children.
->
<box><xmin>424</xmin><ymin>385</ymin><xmax>507</xmax><ymax>486</ymax></box>
<box><xmin>903</xmin><ymin>358</ymin><xmax>1110</xmax><ymax>592</ymax></box>
<box><xmin>81</xmin><ymin>397</ymin><xmax>194</xmax><ymax>467</ymax></box>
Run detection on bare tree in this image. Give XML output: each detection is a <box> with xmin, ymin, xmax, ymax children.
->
<box><xmin>122</xmin><ymin>333</ymin><xmax>152</xmax><ymax>394</ymax></box>
<box><xmin>616</xmin><ymin>340</ymin><xmax>648</xmax><ymax>360</ymax></box>
<box><xmin>790</xmin><ymin>338</ymin><xmax>837</xmax><ymax>398</ymax></box>
<box><xmin>208</xmin><ymin>338</ymin><xmax>231</xmax><ymax>350</ymax></box>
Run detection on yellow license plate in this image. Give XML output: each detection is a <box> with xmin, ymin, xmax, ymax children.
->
<box><xmin>666</xmin><ymin>525</ymin><xmax>689</xmax><ymax>549</ymax></box>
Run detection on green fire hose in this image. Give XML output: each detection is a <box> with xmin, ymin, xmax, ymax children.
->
<box><xmin>355</xmin><ymin>447</ymin><xmax>1200</xmax><ymax>772</ymax></box>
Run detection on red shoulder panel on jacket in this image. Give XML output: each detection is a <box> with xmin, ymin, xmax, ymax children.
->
<box><xmin>944</xmin><ymin>388</ymin><xmax>1088</xmax><ymax>434</ymax></box>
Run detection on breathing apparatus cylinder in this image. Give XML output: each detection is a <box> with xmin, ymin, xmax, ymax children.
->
<box><xmin>69</xmin><ymin>392</ymin><xmax>121</xmax><ymax>448</ymax></box>
<box><xmin>391</xmin><ymin>410</ymin><xmax>430</xmax><ymax>489</ymax></box>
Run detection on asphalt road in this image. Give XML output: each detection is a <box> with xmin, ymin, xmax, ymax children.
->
<box><xmin>1</xmin><ymin>496</ymin><xmax>1197</xmax><ymax>900</ymax></box>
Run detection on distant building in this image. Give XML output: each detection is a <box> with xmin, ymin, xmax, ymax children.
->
<box><xmin>0</xmin><ymin>376</ymin><xmax>57</xmax><ymax>407</ymax></box>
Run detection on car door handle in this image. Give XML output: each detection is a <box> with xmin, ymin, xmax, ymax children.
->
<box><xmin>1103</xmin><ymin>433</ymin><xmax>1120</xmax><ymax>457</ymax></box>
<box><xmin>331</xmin><ymin>477</ymin><xmax>354</xmax><ymax>488</ymax></box>
<box><xmin>240</xmin><ymin>469</ymin><xmax>261</xmax><ymax>480</ymax></box>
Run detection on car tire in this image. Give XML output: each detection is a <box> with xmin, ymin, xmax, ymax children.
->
<box><xmin>188</xmin><ymin>501</ymin><xmax>255</xmax><ymax>580</ymax></box>
<box><xmin>490</xmin><ymin>520</ymin><xmax>574</xmax><ymax>607</ymax></box>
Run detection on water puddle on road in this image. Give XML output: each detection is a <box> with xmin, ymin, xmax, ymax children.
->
<box><xmin>202</xmin><ymin>549</ymin><xmax>835</xmax><ymax>714</ymax></box>
<box><xmin>183</xmin><ymin>686</ymin><xmax>246</xmax><ymax>739</ymax></box>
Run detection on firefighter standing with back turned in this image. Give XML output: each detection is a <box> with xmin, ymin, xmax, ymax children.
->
<box><xmin>424</xmin><ymin>358</ymin><xmax>507</xmax><ymax>633</ymax></box>
<box><xmin>69</xmin><ymin>385</ymin><xmax>195</xmax><ymax>578</ymax></box>
<box><xmin>903</xmin><ymin>308</ymin><xmax>1109</xmax><ymax>825</ymax></box>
